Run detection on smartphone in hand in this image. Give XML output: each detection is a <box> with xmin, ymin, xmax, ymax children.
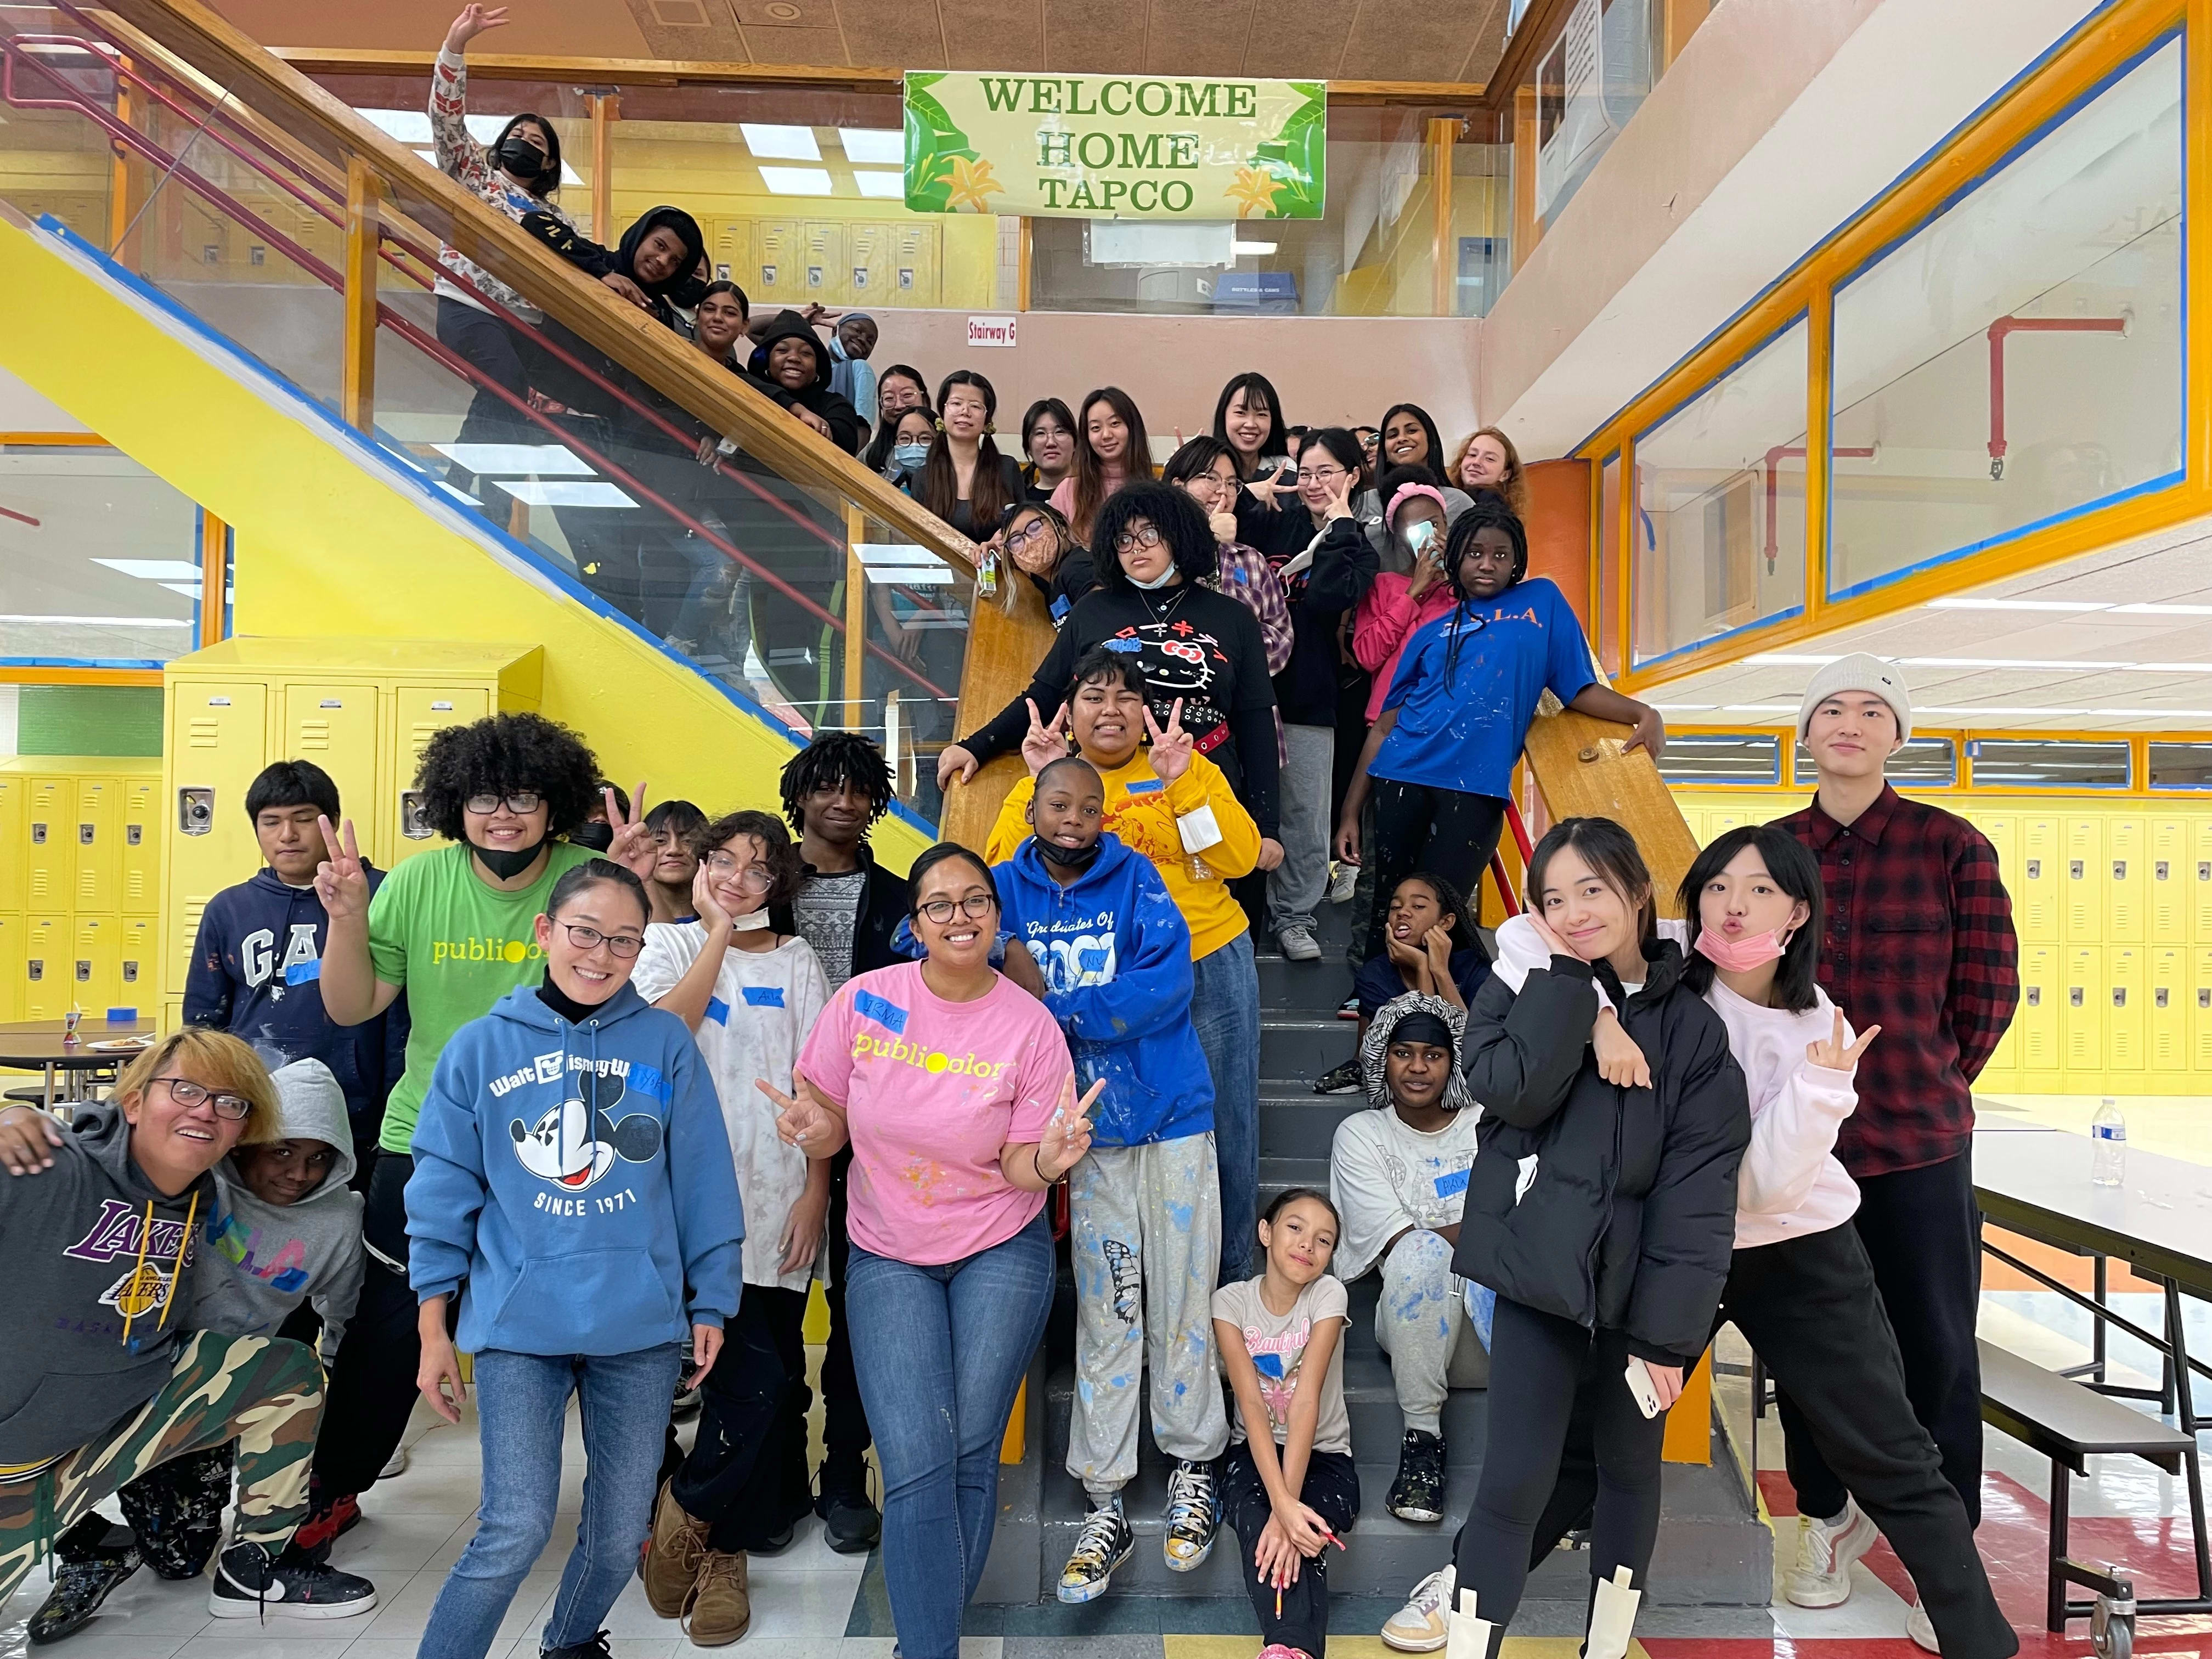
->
<box><xmin>1624</xmin><ymin>1356</ymin><xmax>1663</xmax><ymax>1420</ymax></box>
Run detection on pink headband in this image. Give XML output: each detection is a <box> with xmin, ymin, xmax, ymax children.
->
<box><xmin>1385</xmin><ymin>482</ymin><xmax>1449</xmax><ymax>524</ymax></box>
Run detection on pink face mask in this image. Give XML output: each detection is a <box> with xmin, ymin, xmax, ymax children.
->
<box><xmin>1694</xmin><ymin>925</ymin><xmax>1791</xmax><ymax>973</ymax></box>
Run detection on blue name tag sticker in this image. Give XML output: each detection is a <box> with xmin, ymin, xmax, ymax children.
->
<box><xmin>1124</xmin><ymin>777</ymin><xmax>1164</xmax><ymax>795</ymax></box>
<box><xmin>1102</xmin><ymin>637</ymin><xmax>1143</xmax><ymax>653</ymax></box>
<box><xmin>1050</xmin><ymin>595</ymin><xmax>1071</xmax><ymax>622</ymax></box>
<box><xmin>1432</xmin><ymin>1165</ymin><xmax>1470</xmax><ymax>1199</ymax></box>
<box><xmin>704</xmin><ymin>995</ymin><xmax>731</xmax><ymax>1026</ymax></box>
<box><xmin>283</xmin><ymin>958</ymin><xmax>322</xmax><ymax>985</ymax></box>
<box><xmin>1077</xmin><ymin>946</ymin><xmax>1111</xmax><ymax>977</ymax></box>
<box><xmin>742</xmin><ymin>985</ymin><xmax>786</xmax><ymax>1008</ymax></box>
<box><xmin>1252</xmin><ymin>1352</ymin><xmax>1286</xmax><ymax>1380</ymax></box>
<box><xmin>854</xmin><ymin>991</ymin><xmax>909</xmax><ymax>1034</ymax></box>
<box><xmin>627</xmin><ymin>1062</ymin><xmax>670</xmax><ymax>1103</ymax></box>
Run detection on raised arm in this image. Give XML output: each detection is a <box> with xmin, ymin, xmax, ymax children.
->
<box><xmin>313</xmin><ymin>817</ymin><xmax>400</xmax><ymax>1025</ymax></box>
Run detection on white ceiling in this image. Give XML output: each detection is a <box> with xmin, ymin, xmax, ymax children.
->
<box><xmin>1642</xmin><ymin>514</ymin><xmax>2212</xmax><ymax>731</ymax></box>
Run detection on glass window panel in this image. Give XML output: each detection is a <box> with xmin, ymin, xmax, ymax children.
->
<box><xmin>1795</xmin><ymin>735</ymin><xmax>1956</xmax><ymax>786</ymax></box>
<box><xmin>1632</xmin><ymin>318</ymin><xmax>1808</xmax><ymax>665</ymax></box>
<box><xmin>0</xmin><ymin>445</ymin><xmax>201</xmax><ymax>664</ymax></box>
<box><xmin>1968</xmin><ymin>738</ymin><xmax>2130</xmax><ymax>789</ymax></box>
<box><xmin>2147</xmin><ymin>742</ymin><xmax>2212</xmax><ymax>789</ymax></box>
<box><xmin>1829</xmin><ymin>38</ymin><xmax>2182</xmax><ymax>597</ymax></box>
<box><xmin>1657</xmin><ymin>732</ymin><xmax>1780</xmax><ymax>785</ymax></box>
<box><xmin>1598</xmin><ymin>452</ymin><xmax>1621</xmax><ymax>676</ymax></box>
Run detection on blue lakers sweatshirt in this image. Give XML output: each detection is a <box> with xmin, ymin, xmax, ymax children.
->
<box><xmin>405</xmin><ymin>981</ymin><xmax>743</xmax><ymax>1357</ymax></box>
<box><xmin>995</xmin><ymin>833</ymin><xmax>1214</xmax><ymax>1146</ymax></box>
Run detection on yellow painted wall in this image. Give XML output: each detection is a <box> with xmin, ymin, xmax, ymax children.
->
<box><xmin>1673</xmin><ymin>789</ymin><xmax>2212</xmax><ymax>1096</ymax></box>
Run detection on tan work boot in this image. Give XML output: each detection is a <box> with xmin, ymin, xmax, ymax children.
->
<box><xmin>640</xmin><ymin>1481</ymin><xmax>710</xmax><ymax>1618</ymax></box>
<box><xmin>684</xmin><ymin>1549</ymin><xmax>751</xmax><ymax>1646</ymax></box>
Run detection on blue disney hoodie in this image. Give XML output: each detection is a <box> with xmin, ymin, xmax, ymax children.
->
<box><xmin>995</xmin><ymin>831</ymin><xmax>1214</xmax><ymax>1147</ymax></box>
<box><xmin>405</xmin><ymin>980</ymin><xmax>743</xmax><ymax>1357</ymax></box>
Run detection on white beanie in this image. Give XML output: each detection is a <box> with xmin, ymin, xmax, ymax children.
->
<box><xmin>1795</xmin><ymin>653</ymin><xmax>1912</xmax><ymax>741</ymax></box>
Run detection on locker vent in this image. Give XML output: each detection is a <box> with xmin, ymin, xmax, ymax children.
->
<box><xmin>188</xmin><ymin>719</ymin><xmax>224</xmax><ymax>748</ymax></box>
<box><xmin>300</xmin><ymin>719</ymin><xmax>332</xmax><ymax>749</ymax></box>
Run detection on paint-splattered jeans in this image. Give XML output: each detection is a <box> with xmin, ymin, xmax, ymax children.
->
<box><xmin>1374</xmin><ymin>1230</ymin><xmax>1487</xmax><ymax>1438</ymax></box>
<box><xmin>0</xmin><ymin>1330</ymin><xmax>322</xmax><ymax>1605</ymax></box>
<box><xmin>1066</xmin><ymin>1134</ymin><xmax>1231</xmax><ymax>1496</ymax></box>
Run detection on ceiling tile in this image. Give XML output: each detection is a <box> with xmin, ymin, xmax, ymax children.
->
<box><xmin>941</xmin><ymin>0</ymin><xmax>1036</xmax><ymax>66</ymax></box>
<box><xmin>1142</xmin><ymin>0</ymin><xmax>1256</xmax><ymax>77</ymax></box>
<box><xmin>732</xmin><ymin>20</ymin><xmax>851</xmax><ymax>59</ymax></box>
<box><xmin>1236</xmin><ymin>0</ymin><xmax>1358</xmax><ymax>78</ymax></box>
<box><xmin>836</xmin><ymin>0</ymin><xmax>952</xmax><ymax>65</ymax></box>
<box><xmin>1336</xmin><ymin>0</ymin><xmax>1479</xmax><ymax>81</ymax></box>
<box><xmin>1041</xmin><ymin>0</ymin><xmax>1148</xmax><ymax>71</ymax></box>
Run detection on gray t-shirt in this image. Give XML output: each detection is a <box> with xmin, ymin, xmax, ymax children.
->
<box><xmin>791</xmin><ymin>868</ymin><xmax>867</xmax><ymax>991</ymax></box>
<box><xmin>1211</xmin><ymin>1273</ymin><xmax>1351</xmax><ymax>1455</ymax></box>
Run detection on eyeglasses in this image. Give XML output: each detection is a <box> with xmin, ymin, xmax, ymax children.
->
<box><xmin>705</xmin><ymin>852</ymin><xmax>774</xmax><ymax>892</ymax></box>
<box><xmin>916</xmin><ymin>893</ymin><xmax>997</xmax><ymax>925</ymax></box>
<box><xmin>1295</xmin><ymin>466</ymin><xmax>1346</xmax><ymax>486</ymax></box>
<box><xmin>1006</xmin><ymin>518</ymin><xmax>1057</xmax><ymax>548</ymax></box>
<box><xmin>464</xmin><ymin>791</ymin><xmax>543</xmax><ymax>815</ymax></box>
<box><xmin>557</xmin><ymin>922</ymin><xmax>645</xmax><ymax>957</ymax></box>
<box><xmin>1112</xmin><ymin>523</ymin><xmax>1165</xmax><ymax>555</ymax></box>
<box><xmin>153</xmin><ymin>1075</ymin><xmax>253</xmax><ymax>1121</ymax></box>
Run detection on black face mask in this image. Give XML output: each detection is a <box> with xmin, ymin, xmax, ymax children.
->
<box><xmin>495</xmin><ymin>136</ymin><xmax>549</xmax><ymax>184</ymax></box>
<box><xmin>473</xmin><ymin>838</ymin><xmax>548</xmax><ymax>881</ymax></box>
<box><xmin>1035</xmin><ymin>836</ymin><xmax>1103</xmax><ymax>873</ymax></box>
<box><xmin>570</xmin><ymin>821</ymin><xmax>615</xmax><ymax>854</ymax></box>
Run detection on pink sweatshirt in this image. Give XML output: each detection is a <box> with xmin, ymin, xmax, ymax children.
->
<box><xmin>1488</xmin><ymin>915</ymin><xmax>1861</xmax><ymax>1248</ymax></box>
<box><xmin>1355</xmin><ymin>572</ymin><xmax>1460</xmax><ymax>720</ymax></box>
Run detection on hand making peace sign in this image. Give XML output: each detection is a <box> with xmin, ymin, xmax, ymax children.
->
<box><xmin>1142</xmin><ymin>698</ymin><xmax>1193</xmax><ymax>784</ymax></box>
<box><xmin>1805</xmin><ymin>1009</ymin><xmax>1880</xmax><ymax>1073</ymax></box>
<box><xmin>1020</xmin><ymin>698</ymin><xmax>1070</xmax><ymax>776</ymax></box>
<box><xmin>314</xmin><ymin>816</ymin><xmax>371</xmax><ymax>923</ymax></box>
<box><xmin>599</xmin><ymin>781</ymin><xmax>657</xmax><ymax>882</ymax></box>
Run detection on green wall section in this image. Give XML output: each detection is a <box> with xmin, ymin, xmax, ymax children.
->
<box><xmin>18</xmin><ymin>686</ymin><xmax>163</xmax><ymax>755</ymax></box>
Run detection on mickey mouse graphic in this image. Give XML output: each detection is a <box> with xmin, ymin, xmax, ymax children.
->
<box><xmin>510</xmin><ymin>1066</ymin><xmax>663</xmax><ymax>1191</ymax></box>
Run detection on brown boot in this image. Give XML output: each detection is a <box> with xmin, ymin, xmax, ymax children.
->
<box><xmin>640</xmin><ymin>1481</ymin><xmax>710</xmax><ymax>1618</ymax></box>
<box><xmin>684</xmin><ymin>1549</ymin><xmax>751</xmax><ymax>1646</ymax></box>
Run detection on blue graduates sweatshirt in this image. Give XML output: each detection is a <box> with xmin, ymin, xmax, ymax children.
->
<box><xmin>405</xmin><ymin>982</ymin><xmax>743</xmax><ymax>1357</ymax></box>
<box><xmin>995</xmin><ymin>833</ymin><xmax>1214</xmax><ymax>1147</ymax></box>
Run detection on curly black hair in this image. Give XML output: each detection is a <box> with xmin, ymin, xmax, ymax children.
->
<box><xmin>413</xmin><ymin>712</ymin><xmax>603</xmax><ymax>843</ymax></box>
<box><xmin>694</xmin><ymin>808</ymin><xmax>805</xmax><ymax>909</ymax></box>
<box><xmin>779</xmin><ymin>731</ymin><xmax>894</xmax><ymax>837</ymax></box>
<box><xmin>1090</xmin><ymin>479</ymin><xmax>1218</xmax><ymax>592</ymax></box>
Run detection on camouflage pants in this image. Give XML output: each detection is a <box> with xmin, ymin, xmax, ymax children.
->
<box><xmin>0</xmin><ymin>1331</ymin><xmax>323</xmax><ymax>1605</ymax></box>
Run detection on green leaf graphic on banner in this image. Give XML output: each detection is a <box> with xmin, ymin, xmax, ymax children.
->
<box><xmin>1253</xmin><ymin>84</ymin><xmax>1327</xmax><ymax>218</ymax></box>
<box><xmin>904</xmin><ymin>78</ymin><xmax>978</xmax><ymax>213</ymax></box>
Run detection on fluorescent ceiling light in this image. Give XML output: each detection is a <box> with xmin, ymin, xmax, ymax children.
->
<box><xmin>742</xmin><ymin>123</ymin><xmax>822</xmax><ymax>161</ymax></box>
<box><xmin>840</xmin><ymin>129</ymin><xmax>905</xmax><ymax>164</ymax></box>
<box><xmin>852</xmin><ymin>171</ymin><xmax>906</xmax><ymax>199</ymax></box>
<box><xmin>1233</xmin><ymin>239</ymin><xmax>1278</xmax><ymax>256</ymax></box>
<box><xmin>433</xmin><ymin>443</ymin><xmax>595</xmax><ymax>476</ymax></box>
<box><xmin>0</xmin><ymin>613</ymin><xmax>191</xmax><ymax>627</ymax></box>
<box><xmin>758</xmin><ymin>166</ymin><xmax>834</xmax><ymax>196</ymax></box>
<box><xmin>493</xmin><ymin>481</ymin><xmax>636</xmax><ymax>508</ymax></box>
<box><xmin>93</xmin><ymin>558</ymin><xmax>203</xmax><ymax>580</ymax></box>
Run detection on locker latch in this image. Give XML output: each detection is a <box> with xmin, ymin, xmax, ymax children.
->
<box><xmin>2111</xmin><ymin>861</ymin><xmax>2125</xmax><ymax>880</ymax></box>
<box><xmin>2202</xmin><ymin>863</ymin><xmax>2211</xmax><ymax>882</ymax></box>
<box><xmin>2069</xmin><ymin>987</ymin><xmax>2085</xmax><ymax>1007</ymax></box>
<box><xmin>2155</xmin><ymin>860</ymin><xmax>2169</xmax><ymax>881</ymax></box>
<box><xmin>126</xmin><ymin>825</ymin><xmax>143</xmax><ymax>847</ymax></box>
<box><xmin>2026</xmin><ymin>860</ymin><xmax>2040</xmax><ymax>879</ymax></box>
<box><xmin>78</xmin><ymin>823</ymin><xmax>94</xmax><ymax>845</ymax></box>
<box><xmin>2155</xmin><ymin>988</ymin><xmax>2169</xmax><ymax>1008</ymax></box>
<box><xmin>2025</xmin><ymin>987</ymin><xmax>2041</xmax><ymax>1006</ymax></box>
<box><xmin>179</xmin><ymin>787</ymin><xmax>215</xmax><ymax>836</ymax></box>
<box><xmin>400</xmin><ymin>791</ymin><xmax>433</xmax><ymax>840</ymax></box>
<box><xmin>30</xmin><ymin>822</ymin><xmax>46</xmax><ymax>845</ymax></box>
<box><xmin>2112</xmin><ymin>988</ymin><xmax>2126</xmax><ymax>1008</ymax></box>
<box><xmin>2069</xmin><ymin>860</ymin><xmax>2085</xmax><ymax>879</ymax></box>
<box><xmin>75</xmin><ymin>961</ymin><xmax>91</xmax><ymax>982</ymax></box>
<box><xmin>27</xmin><ymin>960</ymin><xmax>42</xmax><ymax>981</ymax></box>
<box><xmin>2202</xmin><ymin>989</ymin><xmax>2211</xmax><ymax>1009</ymax></box>
<box><xmin>123</xmin><ymin>962</ymin><xmax>138</xmax><ymax>983</ymax></box>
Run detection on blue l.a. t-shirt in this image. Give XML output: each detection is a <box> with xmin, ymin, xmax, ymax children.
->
<box><xmin>1370</xmin><ymin>577</ymin><xmax>1596</xmax><ymax>799</ymax></box>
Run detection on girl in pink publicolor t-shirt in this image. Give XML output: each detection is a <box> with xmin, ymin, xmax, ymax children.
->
<box><xmin>798</xmin><ymin>958</ymin><xmax>1076</xmax><ymax>1266</ymax></box>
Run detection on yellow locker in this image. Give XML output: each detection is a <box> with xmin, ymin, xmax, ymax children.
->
<box><xmin>72</xmin><ymin>776</ymin><xmax>123</xmax><ymax>912</ymax></box>
<box><xmin>25</xmin><ymin>775</ymin><xmax>74</xmax><ymax>913</ymax></box>
<box><xmin>2018</xmin><ymin>817</ymin><xmax>2061</xmax><ymax>942</ymax></box>
<box><xmin>2197</xmin><ymin>820</ymin><xmax>2212</xmax><ymax>941</ymax></box>
<box><xmin>1704</xmin><ymin>808</ymin><xmax>1750</xmax><ymax>845</ymax></box>
<box><xmin>2017</xmin><ymin>944</ymin><xmax>2061</xmax><ymax>1086</ymax></box>
<box><xmin>2061</xmin><ymin>944</ymin><xmax>2103</xmax><ymax>1081</ymax></box>
<box><xmin>165</xmin><ymin>681</ymin><xmax>271</xmax><ymax>998</ymax></box>
<box><xmin>119</xmin><ymin>917</ymin><xmax>156</xmax><ymax>1008</ymax></box>
<box><xmin>163</xmin><ymin>994</ymin><xmax>185</xmax><ymax>1036</ymax></box>
<box><xmin>283</xmin><ymin>683</ymin><xmax>381</xmax><ymax>848</ymax></box>
<box><xmin>2106</xmin><ymin>945</ymin><xmax>2145</xmax><ymax>1072</ymax></box>
<box><xmin>71</xmin><ymin>915</ymin><xmax>121</xmax><ymax>1014</ymax></box>
<box><xmin>708</xmin><ymin>217</ymin><xmax>747</xmax><ymax>284</ymax></box>
<box><xmin>2063</xmin><ymin>818</ymin><xmax>2103</xmax><ymax>941</ymax></box>
<box><xmin>1977</xmin><ymin>1019</ymin><xmax>2018</xmax><ymax>1091</ymax></box>
<box><xmin>1971</xmin><ymin>813</ymin><xmax>2018</xmax><ymax>902</ymax></box>
<box><xmin>23</xmin><ymin>915</ymin><xmax>67</xmax><ymax>1020</ymax></box>
<box><xmin>751</xmin><ymin>219</ymin><xmax>802</xmax><ymax>309</ymax></box>
<box><xmin>388</xmin><ymin>685</ymin><xmax>490</xmax><ymax>865</ymax></box>
<box><xmin>2148</xmin><ymin>946</ymin><xmax>2187</xmax><ymax>1077</ymax></box>
<box><xmin>173</xmin><ymin>894</ymin><xmax>211</xmax><ymax>1001</ymax></box>
<box><xmin>2194</xmin><ymin>946</ymin><xmax>2212</xmax><ymax>1071</ymax></box>
<box><xmin>893</xmin><ymin>222</ymin><xmax>940</xmax><ymax>303</ymax></box>
<box><xmin>0</xmin><ymin>914</ymin><xmax>19</xmax><ymax>1023</ymax></box>
<box><xmin>2107</xmin><ymin>816</ymin><xmax>2146</xmax><ymax>944</ymax></box>
<box><xmin>2148</xmin><ymin>818</ymin><xmax>2190</xmax><ymax>945</ymax></box>
<box><xmin>800</xmin><ymin>221</ymin><xmax>847</xmax><ymax>303</ymax></box>
<box><xmin>849</xmin><ymin>222</ymin><xmax>894</xmax><ymax>301</ymax></box>
<box><xmin>121</xmin><ymin>776</ymin><xmax>160</xmax><ymax>914</ymax></box>
<box><xmin>0</xmin><ymin>775</ymin><xmax>22</xmax><ymax>913</ymax></box>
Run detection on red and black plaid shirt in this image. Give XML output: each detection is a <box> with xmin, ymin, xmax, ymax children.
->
<box><xmin>1773</xmin><ymin>786</ymin><xmax>2019</xmax><ymax>1178</ymax></box>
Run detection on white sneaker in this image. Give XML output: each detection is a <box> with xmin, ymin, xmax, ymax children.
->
<box><xmin>378</xmin><ymin>1443</ymin><xmax>408</xmax><ymax>1480</ymax></box>
<box><xmin>1784</xmin><ymin>1499</ymin><xmax>1879</xmax><ymax>1608</ymax></box>
<box><xmin>1906</xmin><ymin>1596</ymin><xmax>1940</xmax><ymax>1653</ymax></box>
<box><xmin>1327</xmin><ymin>862</ymin><xmax>1357</xmax><ymax>903</ymax></box>
<box><xmin>1277</xmin><ymin>926</ymin><xmax>1322</xmax><ymax>962</ymax></box>
<box><xmin>1381</xmin><ymin>1564</ymin><xmax>1455</xmax><ymax>1652</ymax></box>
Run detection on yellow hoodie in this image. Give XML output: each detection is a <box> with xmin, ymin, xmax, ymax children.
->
<box><xmin>986</xmin><ymin>749</ymin><xmax>1258</xmax><ymax>960</ymax></box>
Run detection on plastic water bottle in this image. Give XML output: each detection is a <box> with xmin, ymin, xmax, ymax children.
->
<box><xmin>2090</xmin><ymin>1098</ymin><xmax>2126</xmax><ymax>1188</ymax></box>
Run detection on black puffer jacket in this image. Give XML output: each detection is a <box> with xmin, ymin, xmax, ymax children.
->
<box><xmin>744</xmin><ymin>311</ymin><xmax>865</xmax><ymax>455</ymax></box>
<box><xmin>1452</xmin><ymin>940</ymin><xmax>1750</xmax><ymax>1367</ymax></box>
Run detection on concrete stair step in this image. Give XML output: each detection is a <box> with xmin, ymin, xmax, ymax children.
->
<box><xmin>1259</xmin><ymin>1092</ymin><xmax>1369</xmax><ymax>1160</ymax></box>
<box><xmin>1259</xmin><ymin>1018</ymin><xmax>1360</xmax><ymax>1084</ymax></box>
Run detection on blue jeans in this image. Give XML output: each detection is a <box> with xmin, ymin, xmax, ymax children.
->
<box><xmin>419</xmin><ymin>1344</ymin><xmax>683</xmax><ymax>1659</ymax></box>
<box><xmin>1192</xmin><ymin>929</ymin><xmax>1260</xmax><ymax>1284</ymax></box>
<box><xmin>845</xmin><ymin>1209</ymin><xmax>1055</xmax><ymax>1659</ymax></box>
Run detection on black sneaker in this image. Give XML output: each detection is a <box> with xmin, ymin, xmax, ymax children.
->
<box><xmin>29</xmin><ymin>1517</ymin><xmax>139</xmax><ymax>1644</ymax></box>
<box><xmin>1161</xmin><ymin>1460</ymin><xmax>1220</xmax><ymax>1572</ymax></box>
<box><xmin>206</xmin><ymin>1541</ymin><xmax>378</xmax><ymax>1620</ymax></box>
<box><xmin>1387</xmin><ymin>1428</ymin><xmax>1447</xmax><ymax>1523</ymax></box>
<box><xmin>1056</xmin><ymin>1497</ymin><xmax>1134</xmax><ymax>1603</ymax></box>
<box><xmin>543</xmin><ymin>1633</ymin><xmax>616</xmax><ymax>1659</ymax></box>
<box><xmin>1314</xmin><ymin>1059</ymin><xmax>1362</xmax><ymax>1095</ymax></box>
<box><xmin>814</xmin><ymin>1479</ymin><xmax>881</xmax><ymax>1555</ymax></box>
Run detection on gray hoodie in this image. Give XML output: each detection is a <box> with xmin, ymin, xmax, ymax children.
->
<box><xmin>0</xmin><ymin>1104</ymin><xmax>216</xmax><ymax>1467</ymax></box>
<box><xmin>193</xmin><ymin>1060</ymin><xmax>364</xmax><ymax>1358</ymax></box>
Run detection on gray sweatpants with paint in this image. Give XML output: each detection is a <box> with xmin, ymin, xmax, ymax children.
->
<box><xmin>1375</xmin><ymin>1229</ymin><xmax>1490</xmax><ymax>1438</ymax></box>
<box><xmin>1067</xmin><ymin>1133</ymin><xmax>1232</xmax><ymax>1496</ymax></box>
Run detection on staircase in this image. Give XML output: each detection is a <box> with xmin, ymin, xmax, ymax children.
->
<box><xmin>987</xmin><ymin>905</ymin><xmax>1774</xmax><ymax>1609</ymax></box>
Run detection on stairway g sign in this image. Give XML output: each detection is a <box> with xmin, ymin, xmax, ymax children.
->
<box><xmin>968</xmin><ymin>315</ymin><xmax>1018</xmax><ymax>348</ymax></box>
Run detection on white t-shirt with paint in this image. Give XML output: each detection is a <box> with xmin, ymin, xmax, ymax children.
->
<box><xmin>1328</xmin><ymin>1105</ymin><xmax>1482</xmax><ymax>1284</ymax></box>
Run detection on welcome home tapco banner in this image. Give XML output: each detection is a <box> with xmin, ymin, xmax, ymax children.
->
<box><xmin>904</xmin><ymin>72</ymin><xmax>1326</xmax><ymax>220</ymax></box>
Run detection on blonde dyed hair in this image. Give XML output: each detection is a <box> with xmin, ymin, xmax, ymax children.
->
<box><xmin>114</xmin><ymin>1028</ymin><xmax>281</xmax><ymax>1146</ymax></box>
